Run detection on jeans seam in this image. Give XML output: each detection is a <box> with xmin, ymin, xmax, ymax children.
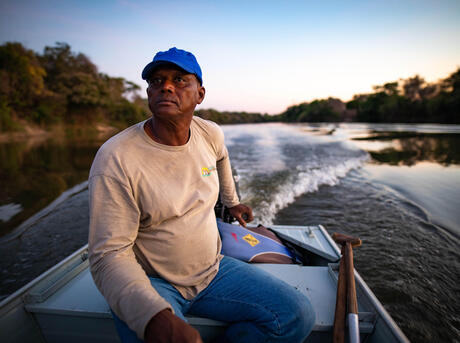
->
<box><xmin>196</xmin><ymin>295</ymin><xmax>282</xmax><ymax>336</ymax></box>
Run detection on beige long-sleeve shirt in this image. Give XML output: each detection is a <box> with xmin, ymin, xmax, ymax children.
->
<box><xmin>88</xmin><ymin>116</ymin><xmax>239</xmax><ymax>339</ymax></box>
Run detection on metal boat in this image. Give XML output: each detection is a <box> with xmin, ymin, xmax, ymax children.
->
<box><xmin>0</xmin><ymin>223</ymin><xmax>409</xmax><ymax>342</ymax></box>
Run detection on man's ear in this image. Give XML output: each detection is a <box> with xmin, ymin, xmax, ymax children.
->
<box><xmin>197</xmin><ymin>86</ymin><xmax>205</xmax><ymax>105</ymax></box>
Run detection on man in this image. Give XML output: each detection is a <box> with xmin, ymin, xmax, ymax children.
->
<box><xmin>88</xmin><ymin>47</ymin><xmax>315</xmax><ymax>343</ymax></box>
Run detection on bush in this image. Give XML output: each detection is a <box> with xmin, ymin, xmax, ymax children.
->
<box><xmin>0</xmin><ymin>100</ymin><xmax>21</xmax><ymax>132</ymax></box>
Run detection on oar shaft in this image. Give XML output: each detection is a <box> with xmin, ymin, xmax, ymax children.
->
<box><xmin>345</xmin><ymin>242</ymin><xmax>360</xmax><ymax>343</ymax></box>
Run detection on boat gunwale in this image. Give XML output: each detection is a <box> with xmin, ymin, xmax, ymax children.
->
<box><xmin>0</xmin><ymin>244</ymin><xmax>89</xmax><ymax>311</ymax></box>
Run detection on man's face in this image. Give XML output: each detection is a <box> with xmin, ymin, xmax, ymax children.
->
<box><xmin>146</xmin><ymin>65</ymin><xmax>205</xmax><ymax>120</ymax></box>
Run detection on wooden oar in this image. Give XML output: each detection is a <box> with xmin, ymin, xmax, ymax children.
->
<box><xmin>332</xmin><ymin>233</ymin><xmax>362</xmax><ymax>343</ymax></box>
<box><xmin>345</xmin><ymin>241</ymin><xmax>360</xmax><ymax>343</ymax></box>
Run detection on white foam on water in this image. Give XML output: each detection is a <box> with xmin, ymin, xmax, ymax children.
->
<box><xmin>251</xmin><ymin>155</ymin><xmax>369</xmax><ymax>225</ymax></box>
<box><xmin>222</xmin><ymin>123</ymin><xmax>370</xmax><ymax>225</ymax></box>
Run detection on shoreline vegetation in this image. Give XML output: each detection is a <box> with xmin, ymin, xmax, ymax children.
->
<box><xmin>1</xmin><ymin>42</ymin><xmax>459</xmax><ymax>136</ymax></box>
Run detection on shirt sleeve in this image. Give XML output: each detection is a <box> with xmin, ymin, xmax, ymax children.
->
<box><xmin>88</xmin><ymin>174</ymin><xmax>172</xmax><ymax>340</ymax></box>
<box><xmin>214</xmin><ymin>126</ymin><xmax>240</xmax><ymax>208</ymax></box>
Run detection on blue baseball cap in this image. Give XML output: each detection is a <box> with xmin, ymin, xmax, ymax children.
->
<box><xmin>142</xmin><ymin>47</ymin><xmax>203</xmax><ymax>85</ymax></box>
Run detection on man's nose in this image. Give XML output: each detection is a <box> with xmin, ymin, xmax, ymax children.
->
<box><xmin>160</xmin><ymin>79</ymin><xmax>175</xmax><ymax>93</ymax></box>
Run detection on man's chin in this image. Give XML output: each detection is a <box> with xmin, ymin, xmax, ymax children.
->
<box><xmin>152</xmin><ymin>109</ymin><xmax>185</xmax><ymax>119</ymax></box>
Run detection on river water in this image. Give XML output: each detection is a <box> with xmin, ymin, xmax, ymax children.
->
<box><xmin>1</xmin><ymin>122</ymin><xmax>459</xmax><ymax>342</ymax></box>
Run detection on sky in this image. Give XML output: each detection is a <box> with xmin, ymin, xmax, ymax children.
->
<box><xmin>1</xmin><ymin>0</ymin><xmax>459</xmax><ymax>114</ymax></box>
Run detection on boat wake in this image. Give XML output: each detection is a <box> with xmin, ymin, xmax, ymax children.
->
<box><xmin>241</xmin><ymin>155</ymin><xmax>368</xmax><ymax>225</ymax></box>
<box><xmin>222</xmin><ymin>124</ymin><xmax>369</xmax><ymax>225</ymax></box>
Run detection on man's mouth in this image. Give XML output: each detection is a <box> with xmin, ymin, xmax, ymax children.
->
<box><xmin>156</xmin><ymin>99</ymin><xmax>178</xmax><ymax>106</ymax></box>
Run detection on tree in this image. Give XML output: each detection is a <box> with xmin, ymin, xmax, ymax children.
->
<box><xmin>40</xmin><ymin>42</ymin><xmax>98</xmax><ymax>86</ymax></box>
<box><xmin>0</xmin><ymin>42</ymin><xmax>46</xmax><ymax>110</ymax></box>
<box><xmin>39</xmin><ymin>43</ymin><xmax>101</xmax><ymax>111</ymax></box>
<box><xmin>39</xmin><ymin>42</ymin><xmax>146</xmax><ymax>123</ymax></box>
<box><xmin>281</xmin><ymin>102</ymin><xmax>310</xmax><ymax>122</ymax></box>
<box><xmin>373</xmin><ymin>82</ymin><xmax>399</xmax><ymax>96</ymax></box>
<box><xmin>279</xmin><ymin>98</ymin><xmax>345</xmax><ymax>122</ymax></box>
<box><xmin>429</xmin><ymin>67</ymin><xmax>460</xmax><ymax>123</ymax></box>
<box><xmin>441</xmin><ymin>67</ymin><xmax>460</xmax><ymax>93</ymax></box>
<box><xmin>402</xmin><ymin>75</ymin><xmax>426</xmax><ymax>101</ymax></box>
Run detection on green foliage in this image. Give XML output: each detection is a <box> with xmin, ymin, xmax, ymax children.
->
<box><xmin>280</xmin><ymin>69</ymin><xmax>460</xmax><ymax>124</ymax></box>
<box><xmin>0</xmin><ymin>41</ymin><xmax>271</xmax><ymax>127</ymax></box>
<box><xmin>280</xmin><ymin>98</ymin><xmax>345</xmax><ymax>123</ymax></box>
<box><xmin>348</xmin><ymin>91</ymin><xmax>403</xmax><ymax>122</ymax></box>
<box><xmin>1</xmin><ymin>41</ymin><xmax>459</xmax><ymax>130</ymax></box>
<box><xmin>109</xmin><ymin>99</ymin><xmax>148</xmax><ymax>126</ymax></box>
<box><xmin>0</xmin><ymin>41</ymin><xmax>145</xmax><ymax>131</ymax></box>
<box><xmin>282</xmin><ymin>103</ymin><xmax>310</xmax><ymax>122</ymax></box>
<box><xmin>0</xmin><ymin>42</ymin><xmax>46</xmax><ymax>124</ymax></box>
<box><xmin>0</xmin><ymin>99</ymin><xmax>21</xmax><ymax>131</ymax></box>
<box><xmin>32</xmin><ymin>99</ymin><xmax>63</xmax><ymax>125</ymax></box>
<box><xmin>195</xmin><ymin>109</ymin><xmax>268</xmax><ymax>124</ymax></box>
<box><xmin>346</xmin><ymin>68</ymin><xmax>460</xmax><ymax>124</ymax></box>
<box><xmin>40</xmin><ymin>42</ymin><xmax>98</xmax><ymax>88</ymax></box>
<box><xmin>297</xmin><ymin>99</ymin><xmax>341</xmax><ymax>122</ymax></box>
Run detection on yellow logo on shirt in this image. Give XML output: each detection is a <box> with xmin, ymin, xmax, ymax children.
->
<box><xmin>243</xmin><ymin>234</ymin><xmax>260</xmax><ymax>247</ymax></box>
<box><xmin>201</xmin><ymin>166</ymin><xmax>216</xmax><ymax>177</ymax></box>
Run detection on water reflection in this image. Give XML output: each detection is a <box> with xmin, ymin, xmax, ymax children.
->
<box><xmin>0</xmin><ymin>132</ymin><xmax>113</xmax><ymax>236</ymax></box>
<box><xmin>352</xmin><ymin>132</ymin><xmax>460</xmax><ymax>166</ymax></box>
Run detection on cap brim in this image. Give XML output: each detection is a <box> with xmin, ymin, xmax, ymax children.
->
<box><xmin>142</xmin><ymin>61</ymin><xmax>175</xmax><ymax>80</ymax></box>
<box><xmin>142</xmin><ymin>60</ymin><xmax>202</xmax><ymax>84</ymax></box>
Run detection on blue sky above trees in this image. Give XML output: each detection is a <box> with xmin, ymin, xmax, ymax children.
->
<box><xmin>1</xmin><ymin>0</ymin><xmax>459</xmax><ymax>114</ymax></box>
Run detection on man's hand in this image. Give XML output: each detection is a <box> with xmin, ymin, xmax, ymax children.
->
<box><xmin>228</xmin><ymin>204</ymin><xmax>254</xmax><ymax>227</ymax></box>
<box><xmin>145</xmin><ymin>309</ymin><xmax>203</xmax><ymax>343</ymax></box>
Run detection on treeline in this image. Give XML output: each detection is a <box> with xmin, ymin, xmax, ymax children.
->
<box><xmin>0</xmin><ymin>42</ymin><xmax>149</xmax><ymax>132</ymax></box>
<box><xmin>198</xmin><ymin>68</ymin><xmax>460</xmax><ymax>124</ymax></box>
<box><xmin>276</xmin><ymin>97</ymin><xmax>355</xmax><ymax>122</ymax></box>
<box><xmin>1</xmin><ymin>41</ymin><xmax>459</xmax><ymax>131</ymax></box>
<box><xmin>278</xmin><ymin>70</ymin><xmax>460</xmax><ymax>123</ymax></box>
<box><xmin>194</xmin><ymin>108</ymin><xmax>274</xmax><ymax>124</ymax></box>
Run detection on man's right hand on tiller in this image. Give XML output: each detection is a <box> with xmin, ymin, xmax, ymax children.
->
<box><xmin>145</xmin><ymin>308</ymin><xmax>203</xmax><ymax>343</ymax></box>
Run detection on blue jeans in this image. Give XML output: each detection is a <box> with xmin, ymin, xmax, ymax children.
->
<box><xmin>112</xmin><ymin>256</ymin><xmax>315</xmax><ymax>342</ymax></box>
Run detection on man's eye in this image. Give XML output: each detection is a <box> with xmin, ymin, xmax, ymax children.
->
<box><xmin>149</xmin><ymin>78</ymin><xmax>162</xmax><ymax>86</ymax></box>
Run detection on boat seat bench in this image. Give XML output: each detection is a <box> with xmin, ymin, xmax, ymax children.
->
<box><xmin>25</xmin><ymin>263</ymin><xmax>375</xmax><ymax>343</ymax></box>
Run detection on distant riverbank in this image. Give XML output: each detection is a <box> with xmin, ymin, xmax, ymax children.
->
<box><xmin>0</xmin><ymin>121</ymin><xmax>119</xmax><ymax>143</ymax></box>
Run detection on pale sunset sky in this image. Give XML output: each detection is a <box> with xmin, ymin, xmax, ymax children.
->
<box><xmin>1</xmin><ymin>0</ymin><xmax>459</xmax><ymax>114</ymax></box>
